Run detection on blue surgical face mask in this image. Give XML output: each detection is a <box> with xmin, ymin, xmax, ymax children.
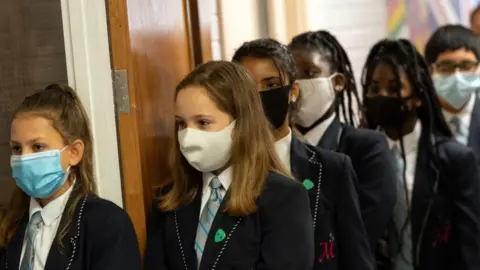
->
<box><xmin>11</xmin><ymin>147</ymin><xmax>70</xmax><ymax>199</ymax></box>
<box><xmin>433</xmin><ymin>72</ymin><xmax>480</xmax><ymax>109</ymax></box>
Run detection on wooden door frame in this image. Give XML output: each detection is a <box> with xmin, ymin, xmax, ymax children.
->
<box><xmin>186</xmin><ymin>0</ymin><xmax>215</xmax><ymax>66</ymax></box>
<box><xmin>106</xmin><ymin>0</ymin><xmax>148</xmax><ymax>253</ymax></box>
<box><xmin>60</xmin><ymin>0</ymin><xmax>124</xmax><ymax>206</ymax></box>
<box><xmin>106</xmin><ymin>0</ymin><xmax>213</xmax><ymax>253</ymax></box>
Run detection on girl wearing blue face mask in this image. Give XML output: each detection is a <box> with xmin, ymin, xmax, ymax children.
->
<box><xmin>425</xmin><ymin>25</ymin><xmax>480</xmax><ymax>159</ymax></box>
<box><xmin>0</xmin><ymin>84</ymin><xmax>141</xmax><ymax>270</ymax></box>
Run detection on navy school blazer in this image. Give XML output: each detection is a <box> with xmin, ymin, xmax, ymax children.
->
<box><xmin>144</xmin><ymin>171</ymin><xmax>314</xmax><ymax>270</ymax></box>
<box><xmin>0</xmin><ymin>193</ymin><xmax>141</xmax><ymax>270</ymax></box>
<box><xmin>467</xmin><ymin>96</ymin><xmax>480</xmax><ymax>169</ymax></box>
<box><xmin>381</xmin><ymin>133</ymin><xmax>480</xmax><ymax>270</ymax></box>
<box><xmin>318</xmin><ymin>117</ymin><xmax>397</xmax><ymax>250</ymax></box>
<box><xmin>291</xmin><ymin>136</ymin><xmax>375</xmax><ymax>270</ymax></box>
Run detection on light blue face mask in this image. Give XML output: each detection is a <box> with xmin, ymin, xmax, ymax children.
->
<box><xmin>433</xmin><ymin>72</ymin><xmax>480</xmax><ymax>109</ymax></box>
<box><xmin>11</xmin><ymin>147</ymin><xmax>70</xmax><ymax>199</ymax></box>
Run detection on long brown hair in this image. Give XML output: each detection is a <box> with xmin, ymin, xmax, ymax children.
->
<box><xmin>0</xmin><ymin>83</ymin><xmax>97</xmax><ymax>248</ymax></box>
<box><xmin>160</xmin><ymin>61</ymin><xmax>290</xmax><ymax>216</ymax></box>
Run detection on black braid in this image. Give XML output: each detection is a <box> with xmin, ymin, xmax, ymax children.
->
<box><xmin>288</xmin><ymin>30</ymin><xmax>362</xmax><ymax>126</ymax></box>
<box><xmin>361</xmin><ymin>39</ymin><xmax>452</xmax><ymax>139</ymax></box>
<box><xmin>361</xmin><ymin>39</ymin><xmax>453</xmax><ymax>261</ymax></box>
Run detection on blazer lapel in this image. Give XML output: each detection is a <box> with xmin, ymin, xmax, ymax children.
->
<box><xmin>45</xmin><ymin>192</ymin><xmax>89</xmax><ymax>270</ymax></box>
<box><xmin>318</xmin><ymin>117</ymin><xmax>342</xmax><ymax>151</ymax></box>
<box><xmin>5</xmin><ymin>215</ymin><xmax>28</xmax><ymax>270</ymax></box>
<box><xmin>291</xmin><ymin>136</ymin><xmax>324</xmax><ymax>226</ymax></box>
<box><xmin>468</xmin><ymin>96</ymin><xmax>480</xmax><ymax>159</ymax></box>
<box><xmin>411</xmin><ymin>133</ymin><xmax>438</xmax><ymax>248</ymax></box>
<box><xmin>199</xmin><ymin>191</ymin><xmax>242</xmax><ymax>270</ymax></box>
<box><xmin>175</xmin><ymin>183</ymin><xmax>202</xmax><ymax>269</ymax></box>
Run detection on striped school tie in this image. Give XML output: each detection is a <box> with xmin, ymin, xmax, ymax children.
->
<box><xmin>195</xmin><ymin>177</ymin><xmax>223</xmax><ymax>267</ymax></box>
<box><xmin>449</xmin><ymin>116</ymin><xmax>468</xmax><ymax>145</ymax></box>
<box><xmin>20</xmin><ymin>211</ymin><xmax>43</xmax><ymax>270</ymax></box>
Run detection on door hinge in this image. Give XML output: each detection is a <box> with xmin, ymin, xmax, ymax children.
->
<box><xmin>112</xmin><ymin>69</ymin><xmax>130</xmax><ymax>114</ymax></box>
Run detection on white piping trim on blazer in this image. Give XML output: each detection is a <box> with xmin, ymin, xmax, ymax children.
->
<box><xmin>4</xmin><ymin>195</ymin><xmax>89</xmax><ymax>270</ymax></box>
<box><xmin>65</xmin><ymin>195</ymin><xmax>88</xmax><ymax>270</ymax></box>
<box><xmin>174</xmin><ymin>212</ymin><xmax>242</xmax><ymax>270</ymax></box>
<box><xmin>304</xmin><ymin>144</ymin><xmax>324</xmax><ymax>229</ymax></box>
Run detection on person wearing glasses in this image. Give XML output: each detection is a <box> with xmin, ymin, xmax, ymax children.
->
<box><xmin>424</xmin><ymin>25</ymin><xmax>480</xmax><ymax>166</ymax></box>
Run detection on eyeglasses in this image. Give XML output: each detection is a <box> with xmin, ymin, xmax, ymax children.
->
<box><xmin>434</xmin><ymin>60</ymin><xmax>479</xmax><ymax>74</ymax></box>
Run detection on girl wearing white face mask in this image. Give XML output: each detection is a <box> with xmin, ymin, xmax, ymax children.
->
<box><xmin>144</xmin><ymin>60</ymin><xmax>314</xmax><ymax>270</ymax></box>
<box><xmin>288</xmin><ymin>31</ymin><xmax>397</xmax><ymax>253</ymax></box>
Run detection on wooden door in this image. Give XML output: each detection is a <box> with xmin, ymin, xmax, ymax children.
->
<box><xmin>106</xmin><ymin>0</ymin><xmax>213</xmax><ymax>253</ymax></box>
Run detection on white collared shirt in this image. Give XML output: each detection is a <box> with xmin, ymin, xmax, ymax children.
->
<box><xmin>20</xmin><ymin>183</ymin><xmax>75</xmax><ymax>269</ymax></box>
<box><xmin>275</xmin><ymin>128</ymin><xmax>293</xmax><ymax>173</ymax></box>
<box><xmin>200</xmin><ymin>167</ymin><xmax>232</xmax><ymax>218</ymax></box>
<box><xmin>442</xmin><ymin>94</ymin><xmax>476</xmax><ymax>144</ymax></box>
<box><xmin>304</xmin><ymin>113</ymin><xmax>336</xmax><ymax>146</ymax></box>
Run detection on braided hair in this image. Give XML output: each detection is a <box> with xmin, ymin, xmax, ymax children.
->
<box><xmin>288</xmin><ymin>30</ymin><xmax>361</xmax><ymax>126</ymax></box>
<box><xmin>361</xmin><ymin>39</ymin><xmax>452</xmax><ymax>262</ymax></box>
<box><xmin>361</xmin><ymin>39</ymin><xmax>452</xmax><ymax>139</ymax></box>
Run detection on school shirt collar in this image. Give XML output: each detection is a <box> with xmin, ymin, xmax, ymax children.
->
<box><xmin>386</xmin><ymin>120</ymin><xmax>422</xmax><ymax>154</ymax></box>
<box><xmin>304</xmin><ymin>113</ymin><xmax>336</xmax><ymax>146</ymax></box>
<box><xmin>274</xmin><ymin>128</ymin><xmax>292</xmax><ymax>172</ymax></box>
<box><xmin>202</xmin><ymin>166</ymin><xmax>232</xmax><ymax>191</ymax></box>
<box><xmin>29</xmin><ymin>180</ymin><xmax>75</xmax><ymax>227</ymax></box>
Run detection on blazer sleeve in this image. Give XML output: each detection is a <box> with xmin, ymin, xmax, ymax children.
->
<box><xmin>256</xmin><ymin>178</ymin><xmax>314</xmax><ymax>270</ymax></box>
<box><xmin>144</xmin><ymin>196</ymin><xmax>168</xmax><ymax>270</ymax></box>
<box><xmin>448</xmin><ymin>148</ymin><xmax>480</xmax><ymax>269</ymax></box>
<box><xmin>351</xmin><ymin>131</ymin><xmax>397</xmax><ymax>250</ymax></box>
<box><xmin>336</xmin><ymin>156</ymin><xmax>375</xmax><ymax>270</ymax></box>
<box><xmin>89</xmin><ymin>203</ymin><xmax>142</xmax><ymax>270</ymax></box>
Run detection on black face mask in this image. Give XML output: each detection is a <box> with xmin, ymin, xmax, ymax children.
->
<box><xmin>260</xmin><ymin>84</ymin><xmax>292</xmax><ymax>129</ymax></box>
<box><xmin>363</xmin><ymin>95</ymin><xmax>416</xmax><ymax>130</ymax></box>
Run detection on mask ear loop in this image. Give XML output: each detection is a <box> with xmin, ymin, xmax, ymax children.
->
<box><xmin>60</xmin><ymin>145</ymin><xmax>72</xmax><ymax>173</ymax></box>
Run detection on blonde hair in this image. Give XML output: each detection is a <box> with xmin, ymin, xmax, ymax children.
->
<box><xmin>0</xmin><ymin>83</ymin><xmax>97</xmax><ymax>248</ymax></box>
<box><xmin>160</xmin><ymin>61</ymin><xmax>290</xmax><ymax>216</ymax></box>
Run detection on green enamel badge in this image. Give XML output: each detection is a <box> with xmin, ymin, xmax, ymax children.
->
<box><xmin>303</xmin><ymin>179</ymin><xmax>314</xmax><ymax>190</ymax></box>
<box><xmin>215</xmin><ymin>229</ymin><xmax>226</xmax><ymax>243</ymax></box>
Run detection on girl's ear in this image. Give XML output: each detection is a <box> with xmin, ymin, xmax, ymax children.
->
<box><xmin>332</xmin><ymin>73</ymin><xmax>346</xmax><ymax>92</ymax></box>
<box><xmin>68</xmin><ymin>139</ymin><xmax>85</xmax><ymax>166</ymax></box>
<box><xmin>290</xmin><ymin>81</ymin><xmax>300</xmax><ymax>103</ymax></box>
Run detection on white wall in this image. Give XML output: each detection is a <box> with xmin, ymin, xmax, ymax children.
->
<box><xmin>60</xmin><ymin>0</ymin><xmax>123</xmax><ymax>207</ymax></box>
<box><xmin>306</xmin><ymin>0</ymin><xmax>388</xmax><ymax>84</ymax></box>
<box><xmin>217</xmin><ymin>0</ymin><xmax>269</xmax><ymax>60</ymax></box>
<box><xmin>214</xmin><ymin>0</ymin><xmax>388</xmax><ymax>82</ymax></box>
<box><xmin>211</xmin><ymin>0</ymin><xmax>223</xmax><ymax>60</ymax></box>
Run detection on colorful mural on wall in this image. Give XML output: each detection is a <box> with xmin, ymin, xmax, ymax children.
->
<box><xmin>388</xmin><ymin>0</ymin><xmax>480</xmax><ymax>51</ymax></box>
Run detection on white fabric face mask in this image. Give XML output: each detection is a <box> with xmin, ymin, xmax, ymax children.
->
<box><xmin>178</xmin><ymin>120</ymin><xmax>235</xmax><ymax>172</ymax></box>
<box><xmin>294</xmin><ymin>74</ymin><xmax>338</xmax><ymax>128</ymax></box>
